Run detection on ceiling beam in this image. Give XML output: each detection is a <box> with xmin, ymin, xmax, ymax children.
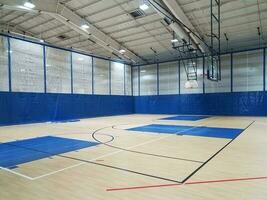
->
<box><xmin>149</xmin><ymin>0</ymin><xmax>206</xmax><ymax>53</ymax></box>
<box><xmin>0</xmin><ymin>0</ymin><xmax>145</xmax><ymax>63</ymax></box>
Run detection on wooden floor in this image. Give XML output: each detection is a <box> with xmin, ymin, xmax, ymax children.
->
<box><xmin>0</xmin><ymin>114</ymin><xmax>267</xmax><ymax>200</ymax></box>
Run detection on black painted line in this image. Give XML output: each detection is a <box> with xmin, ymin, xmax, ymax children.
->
<box><xmin>0</xmin><ymin>138</ymin><xmax>183</xmax><ymax>183</ymax></box>
<box><xmin>94</xmin><ymin>125</ymin><xmax>205</xmax><ymax>164</ymax></box>
<box><xmin>181</xmin><ymin>120</ymin><xmax>255</xmax><ymax>183</ymax></box>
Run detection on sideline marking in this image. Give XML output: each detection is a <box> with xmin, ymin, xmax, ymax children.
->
<box><xmin>106</xmin><ymin>176</ymin><xmax>267</xmax><ymax>191</ymax></box>
<box><xmin>0</xmin><ymin>166</ymin><xmax>34</xmax><ymax>180</ymax></box>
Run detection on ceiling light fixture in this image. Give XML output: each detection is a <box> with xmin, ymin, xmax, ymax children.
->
<box><xmin>139</xmin><ymin>4</ymin><xmax>149</xmax><ymax>10</ymax></box>
<box><xmin>171</xmin><ymin>39</ymin><xmax>179</xmax><ymax>43</ymax></box>
<box><xmin>139</xmin><ymin>0</ymin><xmax>149</xmax><ymax>10</ymax></box>
<box><xmin>119</xmin><ymin>49</ymin><xmax>126</xmax><ymax>54</ymax></box>
<box><xmin>39</xmin><ymin>39</ymin><xmax>44</xmax><ymax>43</ymax></box>
<box><xmin>81</xmin><ymin>24</ymin><xmax>89</xmax><ymax>29</ymax></box>
<box><xmin>24</xmin><ymin>1</ymin><xmax>35</xmax><ymax>9</ymax></box>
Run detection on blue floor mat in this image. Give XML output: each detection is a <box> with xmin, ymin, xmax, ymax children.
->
<box><xmin>161</xmin><ymin>115</ymin><xmax>210</xmax><ymax>121</ymax></box>
<box><xmin>128</xmin><ymin>124</ymin><xmax>243</xmax><ymax>139</ymax></box>
<box><xmin>0</xmin><ymin>136</ymin><xmax>99</xmax><ymax>168</ymax></box>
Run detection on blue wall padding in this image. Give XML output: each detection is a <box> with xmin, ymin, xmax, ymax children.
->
<box><xmin>128</xmin><ymin>124</ymin><xmax>243</xmax><ymax>139</ymax></box>
<box><xmin>0</xmin><ymin>136</ymin><xmax>99</xmax><ymax>168</ymax></box>
<box><xmin>161</xmin><ymin>115</ymin><xmax>210</xmax><ymax>121</ymax></box>
<box><xmin>134</xmin><ymin>92</ymin><xmax>267</xmax><ymax>116</ymax></box>
<box><xmin>0</xmin><ymin>92</ymin><xmax>134</xmax><ymax>126</ymax></box>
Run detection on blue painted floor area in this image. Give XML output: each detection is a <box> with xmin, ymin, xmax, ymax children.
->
<box><xmin>0</xmin><ymin>136</ymin><xmax>99</xmax><ymax>168</ymax></box>
<box><xmin>128</xmin><ymin>124</ymin><xmax>243</xmax><ymax>139</ymax></box>
<box><xmin>161</xmin><ymin>115</ymin><xmax>210</xmax><ymax>121</ymax></box>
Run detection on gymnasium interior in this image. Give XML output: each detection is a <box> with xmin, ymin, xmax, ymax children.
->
<box><xmin>0</xmin><ymin>0</ymin><xmax>267</xmax><ymax>199</ymax></box>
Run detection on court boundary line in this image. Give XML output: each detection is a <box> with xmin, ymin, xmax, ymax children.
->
<box><xmin>181</xmin><ymin>120</ymin><xmax>255</xmax><ymax>183</ymax></box>
<box><xmin>0</xmin><ymin>126</ymin><xmax>199</xmax><ymax>181</ymax></box>
<box><xmin>94</xmin><ymin>125</ymin><xmax>205</xmax><ymax>163</ymax></box>
<box><xmin>106</xmin><ymin>176</ymin><xmax>267</xmax><ymax>191</ymax></box>
<box><xmin>0</xmin><ymin>166</ymin><xmax>34</xmax><ymax>180</ymax></box>
<box><xmin>0</xmin><ymin>117</ymin><xmax>251</xmax><ymax>183</ymax></box>
<box><xmin>32</xmin><ymin>134</ymin><xmax>184</xmax><ymax>180</ymax></box>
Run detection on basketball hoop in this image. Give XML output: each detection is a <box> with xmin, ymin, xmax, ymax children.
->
<box><xmin>185</xmin><ymin>80</ymin><xmax>199</xmax><ymax>89</ymax></box>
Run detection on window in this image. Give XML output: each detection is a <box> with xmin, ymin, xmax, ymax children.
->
<box><xmin>159</xmin><ymin>61</ymin><xmax>179</xmax><ymax>95</ymax></box>
<box><xmin>72</xmin><ymin>53</ymin><xmax>92</xmax><ymax>94</ymax></box>
<box><xmin>46</xmin><ymin>47</ymin><xmax>71</xmax><ymax>93</ymax></box>
<box><xmin>0</xmin><ymin>36</ymin><xmax>9</xmax><ymax>91</ymax></box>
<box><xmin>93</xmin><ymin>58</ymin><xmax>109</xmax><ymax>95</ymax></box>
<box><xmin>233</xmin><ymin>50</ymin><xmax>263</xmax><ymax>92</ymax></box>
<box><xmin>11</xmin><ymin>39</ymin><xmax>44</xmax><ymax>92</ymax></box>
<box><xmin>140</xmin><ymin>64</ymin><xmax>157</xmax><ymax>95</ymax></box>
<box><xmin>111</xmin><ymin>62</ymin><xmax>124</xmax><ymax>95</ymax></box>
<box><xmin>125</xmin><ymin>64</ymin><xmax>132</xmax><ymax>96</ymax></box>
<box><xmin>132</xmin><ymin>67</ymin><xmax>139</xmax><ymax>96</ymax></box>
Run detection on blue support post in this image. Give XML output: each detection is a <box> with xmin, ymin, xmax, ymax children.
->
<box><xmin>43</xmin><ymin>46</ymin><xmax>47</xmax><ymax>93</ymax></box>
<box><xmin>157</xmin><ymin>63</ymin><xmax>159</xmax><ymax>95</ymax></box>
<box><xmin>203</xmin><ymin>57</ymin><xmax>205</xmax><ymax>94</ymax></box>
<box><xmin>70</xmin><ymin>52</ymin><xmax>73</xmax><ymax>94</ymax></box>
<box><xmin>263</xmin><ymin>48</ymin><xmax>266</xmax><ymax>91</ymax></box>
<box><xmin>231</xmin><ymin>53</ymin><xmax>233</xmax><ymax>92</ymax></box>
<box><xmin>7</xmin><ymin>37</ymin><xmax>12</xmax><ymax>92</ymax></box>
<box><xmin>92</xmin><ymin>57</ymin><xmax>94</xmax><ymax>95</ymax></box>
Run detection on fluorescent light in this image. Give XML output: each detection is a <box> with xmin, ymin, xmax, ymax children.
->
<box><xmin>119</xmin><ymin>49</ymin><xmax>126</xmax><ymax>54</ymax></box>
<box><xmin>171</xmin><ymin>39</ymin><xmax>179</xmax><ymax>43</ymax></box>
<box><xmin>24</xmin><ymin>1</ymin><xmax>35</xmax><ymax>9</ymax></box>
<box><xmin>81</xmin><ymin>24</ymin><xmax>89</xmax><ymax>29</ymax></box>
<box><xmin>139</xmin><ymin>4</ymin><xmax>149</xmax><ymax>10</ymax></box>
<box><xmin>17</xmin><ymin>5</ymin><xmax>32</xmax><ymax>10</ymax></box>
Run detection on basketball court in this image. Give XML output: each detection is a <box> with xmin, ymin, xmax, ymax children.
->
<box><xmin>0</xmin><ymin>0</ymin><xmax>267</xmax><ymax>199</ymax></box>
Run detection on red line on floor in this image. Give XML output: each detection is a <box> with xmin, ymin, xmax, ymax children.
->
<box><xmin>106</xmin><ymin>176</ymin><xmax>267</xmax><ymax>192</ymax></box>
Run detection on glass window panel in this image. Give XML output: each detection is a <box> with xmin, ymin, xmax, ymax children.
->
<box><xmin>140</xmin><ymin>64</ymin><xmax>157</xmax><ymax>95</ymax></box>
<box><xmin>46</xmin><ymin>47</ymin><xmax>71</xmax><ymax>93</ymax></box>
<box><xmin>205</xmin><ymin>54</ymin><xmax>231</xmax><ymax>93</ymax></box>
<box><xmin>159</xmin><ymin>61</ymin><xmax>179</xmax><ymax>95</ymax></box>
<box><xmin>0</xmin><ymin>36</ymin><xmax>9</xmax><ymax>91</ymax></box>
<box><xmin>11</xmin><ymin>39</ymin><xmax>44</xmax><ymax>92</ymax></box>
<box><xmin>93</xmin><ymin>58</ymin><xmax>109</xmax><ymax>95</ymax></box>
<box><xmin>233</xmin><ymin>50</ymin><xmax>263</xmax><ymax>92</ymax></box>
<box><xmin>72</xmin><ymin>53</ymin><xmax>92</xmax><ymax>94</ymax></box>
<box><xmin>111</xmin><ymin>62</ymin><xmax>124</xmax><ymax>95</ymax></box>
<box><xmin>132</xmin><ymin>67</ymin><xmax>139</xmax><ymax>96</ymax></box>
<box><xmin>125</xmin><ymin>64</ymin><xmax>132</xmax><ymax>96</ymax></box>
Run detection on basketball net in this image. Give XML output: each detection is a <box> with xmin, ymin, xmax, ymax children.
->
<box><xmin>184</xmin><ymin>80</ymin><xmax>199</xmax><ymax>89</ymax></box>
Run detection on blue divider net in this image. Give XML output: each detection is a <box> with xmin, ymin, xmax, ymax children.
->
<box><xmin>134</xmin><ymin>92</ymin><xmax>267</xmax><ymax>116</ymax></box>
<box><xmin>0</xmin><ymin>92</ymin><xmax>134</xmax><ymax>126</ymax></box>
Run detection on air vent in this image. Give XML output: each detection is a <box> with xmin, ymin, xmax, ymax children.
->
<box><xmin>129</xmin><ymin>9</ymin><xmax>146</xmax><ymax>19</ymax></box>
<box><xmin>56</xmin><ymin>35</ymin><xmax>68</xmax><ymax>40</ymax></box>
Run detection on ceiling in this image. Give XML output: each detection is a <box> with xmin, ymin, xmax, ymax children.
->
<box><xmin>0</xmin><ymin>0</ymin><xmax>266</xmax><ymax>64</ymax></box>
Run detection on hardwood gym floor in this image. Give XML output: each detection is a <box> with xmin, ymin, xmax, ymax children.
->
<box><xmin>0</xmin><ymin>114</ymin><xmax>266</xmax><ymax>200</ymax></box>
